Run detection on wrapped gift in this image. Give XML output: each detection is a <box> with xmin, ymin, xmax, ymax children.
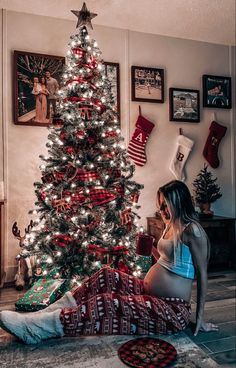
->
<box><xmin>15</xmin><ymin>278</ymin><xmax>70</xmax><ymax>312</ymax></box>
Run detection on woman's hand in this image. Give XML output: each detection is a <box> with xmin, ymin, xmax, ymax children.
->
<box><xmin>194</xmin><ymin>320</ymin><xmax>219</xmax><ymax>336</ymax></box>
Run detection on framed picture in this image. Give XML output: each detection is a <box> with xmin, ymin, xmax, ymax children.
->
<box><xmin>131</xmin><ymin>66</ymin><xmax>164</xmax><ymax>103</ymax></box>
<box><xmin>14</xmin><ymin>50</ymin><xmax>65</xmax><ymax>126</ymax></box>
<box><xmin>103</xmin><ymin>62</ymin><xmax>120</xmax><ymax>123</ymax></box>
<box><xmin>202</xmin><ymin>74</ymin><xmax>231</xmax><ymax>109</ymax></box>
<box><xmin>169</xmin><ymin>88</ymin><xmax>200</xmax><ymax>123</ymax></box>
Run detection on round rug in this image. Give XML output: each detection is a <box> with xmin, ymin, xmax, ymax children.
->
<box><xmin>118</xmin><ymin>337</ymin><xmax>177</xmax><ymax>368</ymax></box>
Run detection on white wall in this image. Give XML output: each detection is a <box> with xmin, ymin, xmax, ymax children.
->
<box><xmin>1</xmin><ymin>10</ymin><xmax>234</xmax><ymax>281</ymax></box>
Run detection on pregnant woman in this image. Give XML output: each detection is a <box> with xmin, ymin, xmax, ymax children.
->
<box><xmin>0</xmin><ymin>180</ymin><xmax>218</xmax><ymax>344</ymax></box>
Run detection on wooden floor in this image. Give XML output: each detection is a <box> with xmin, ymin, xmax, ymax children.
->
<box><xmin>186</xmin><ymin>270</ymin><xmax>236</xmax><ymax>366</ymax></box>
<box><xmin>0</xmin><ymin>270</ymin><xmax>235</xmax><ymax>367</ymax></box>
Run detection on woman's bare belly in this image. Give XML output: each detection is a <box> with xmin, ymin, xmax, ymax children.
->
<box><xmin>143</xmin><ymin>263</ymin><xmax>192</xmax><ymax>302</ymax></box>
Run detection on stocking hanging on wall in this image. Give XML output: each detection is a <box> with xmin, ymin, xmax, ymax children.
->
<box><xmin>203</xmin><ymin>121</ymin><xmax>227</xmax><ymax>168</ymax></box>
<box><xmin>169</xmin><ymin>134</ymin><xmax>194</xmax><ymax>182</ymax></box>
<box><xmin>127</xmin><ymin>109</ymin><xmax>155</xmax><ymax>167</ymax></box>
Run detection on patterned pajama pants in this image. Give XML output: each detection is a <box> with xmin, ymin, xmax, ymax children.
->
<box><xmin>60</xmin><ymin>267</ymin><xmax>191</xmax><ymax>336</ymax></box>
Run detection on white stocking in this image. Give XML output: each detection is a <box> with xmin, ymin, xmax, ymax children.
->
<box><xmin>169</xmin><ymin>134</ymin><xmax>194</xmax><ymax>181</ymax></box>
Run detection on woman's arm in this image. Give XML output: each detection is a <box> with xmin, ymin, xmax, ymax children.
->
<box><xmin>184</xmin><ymin>223</ymin><xmax>218</xmax><ymax>336</ymax></box>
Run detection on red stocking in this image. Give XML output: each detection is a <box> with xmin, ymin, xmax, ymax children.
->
<box><xmin>127</xmin><ymin>115</ymin><xmax>154</xmax><ymax>167</ymax></box>
<box><xmin>203</xmin><ymin>121</ymin><xmax>227</xmax><ymax>168</ymax></box>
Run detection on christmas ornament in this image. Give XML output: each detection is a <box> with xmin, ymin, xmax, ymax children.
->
<box><xmin>52</xmin><ymin>234</ymin><xmax>73</xmax><ymax>247</ymax></box>
<box><xmin>127</xmin><ymin>114</ymin><xmax>155</xmax><ymax>167</ymax></box>
<box><xmin>41</xmin><ymin>172</ymin><xmax>56</xmax><ymax>184</ymax></box>
<box><xmin>120</xmin><ymin>208</ymin><xmax>132</xmax><ymax>227</ymax></box>
<box><xmin>203</xmin><ymin>121</ymin><xmax>227</xmax><ymax>168</ymax></box>
<box><xmin>71</xmin><ymin>2</ymin><xmax>97</xmax><ymax>30</ymax></box>
<box><xmin>52</xmin><ymin>198</ymin><xmax>71</xmax><ymax>212</ymax></box>
<box><xmin>169</xmin><ymin>134</ymin><xmax>194</xmax><ymax>181</ymax></box>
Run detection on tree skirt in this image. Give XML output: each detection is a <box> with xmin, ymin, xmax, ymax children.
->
<box><xmin>118</xmin><ymin>337</ymin><xmax>177</xmax><ymax>368</ymax></box>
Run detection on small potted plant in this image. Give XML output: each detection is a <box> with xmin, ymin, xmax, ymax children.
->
<box><xmin>193</xmin><ymin>164</ymin><xmax>222</xmax><ymax>217</ymax></box>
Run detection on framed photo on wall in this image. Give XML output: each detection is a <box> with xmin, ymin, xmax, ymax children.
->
<box><xmin>14</xmin><ymin>50</ymin><xmax>65</xmax><ymax>126</ymax></box>
<box><xmin>202</xmin><ymin>74</ymin><xmax>232</xmax><ymax>109</ymax></box>
<box><xmin>169</xmin><ymin>88</ymin><xmax>200</xmax><ymax>123</ymax></box>
<box><xmin>131</xmin><ymin>66</ymin><xmax>164</xmax><ymax>103</ymax></box>
<box><xmin>103</xmin><ymin>62</ymin><xmax>120</xmax><ymax>123</ymax></box>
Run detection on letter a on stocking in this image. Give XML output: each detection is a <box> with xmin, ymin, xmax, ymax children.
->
<box><xmin>170</xmin><ymin>134</ymin><xmax>194</xmax><ymax>181</ymax></box>
<box><xmin>127</xmin><ymin>115</ymin><xmax>155</xmax><ymax>166</ymax></box>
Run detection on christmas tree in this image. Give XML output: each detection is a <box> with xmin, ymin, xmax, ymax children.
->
<box><xmin>193</xmin><ymin>164</ymin><xmax>222</xmax><ymax>205</ymax></box>
<box><xmin>20</xmin><ymin>3</ymin><xmax>143</xmax><ymax>285</ymax></box>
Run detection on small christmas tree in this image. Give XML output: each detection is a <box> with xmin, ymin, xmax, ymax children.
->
<box><xmin>19</xmin><ymin>3</ymin><xmax>144</xmax><ymax>286</ymax></box>
<box><xmin>193</xmin><ymin>164</ymin><xmax>222</xmax><ymax>215</ymax></box>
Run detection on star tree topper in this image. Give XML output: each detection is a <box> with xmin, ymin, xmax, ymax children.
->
<box><xmin>71</xmin><ymin>2</ymin><xmax>97</xmax><ymax>29</ymax></box>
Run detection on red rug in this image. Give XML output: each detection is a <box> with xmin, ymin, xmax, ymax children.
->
<box><xmin>118</xmin><ymin>337</ymin><xmax>177</xmax><ymax>367</ymax></box>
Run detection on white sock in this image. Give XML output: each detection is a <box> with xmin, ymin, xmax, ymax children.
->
<box><xmin>0</xmin><ymin>309</ymin><xmax>64</xmax><ymax>344</ymax></box>
<box><xmin>169</xmin><ymin>134</ymin><xmax>194</xmax><ymax>181</ymax></box>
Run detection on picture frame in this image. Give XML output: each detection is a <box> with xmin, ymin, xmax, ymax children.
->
<box><xmin>131</xmin><ymin>66</ymin><xmax>164</xmax><ymax>103</ymax></box>
<box><xmin>103</xmin><ymin>62</ymin><xmax>120</xmax><ymax>123</ymax></box>
<box><xmin>202</xmin><ymin>74</ymin><xmax>232</xmax><ymax>109</ymax></box>
<box><xmin>169</xmin><ymin>88</ymin><xmax>200</xmax><ymax>123</ymax></box>
<box><xmin>14</xmin><ymin>50</ymin><xmax>65</xmax><ymax>126</ymax></box>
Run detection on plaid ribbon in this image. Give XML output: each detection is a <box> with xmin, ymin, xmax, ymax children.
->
<box><xmin>87</xmin><ymin>244</ymin><xmax>128</xmax><ymax>255</ymax></box>
<box><xmin>71</xmin><ymin>47</ymin><xmax>86</xmax><ymax>56</ymax></box>
<box><xmin>66</xmin><ymin>75</ymin><xmax>93</xmax><ymax>86</ymax></box>
<box><xmin>63</xmin><ymin>187</ymin><xmax>116</xmax><ymax>207</ymax></box>
<box><xmin>76</xmin><ymin>169</ymin><xmax>100</xmax><ymax>182</ymax></box>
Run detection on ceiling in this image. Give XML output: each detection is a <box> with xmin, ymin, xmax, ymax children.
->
<box><xmin>0</xmin><ymin>0</ymin><xmax>235</xmax><ymax>45</ymax></box>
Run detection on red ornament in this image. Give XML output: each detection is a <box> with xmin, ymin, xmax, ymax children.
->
<box><xmin>76</xmin><ymin>129</ymin><xmax>85</xmax><ymax>139</ymax></box>
<box><xmin>52</xmin><ymin>234</ymin><xmax>73</xmax><ymax>247</ymax></box>
<box><xmin>64</xmin><ymin>147</ymin><xmax>75</xmax><ymax>155</ymax></box>
<box><xmin>59</xmin><ymin>132</ymin><xmax>66</xmax><ymax>141</ymax></box>
<box><xmin>40</xmin><ymin>191</ymin><xmax>47</xmax><ymax>200</ymax></box>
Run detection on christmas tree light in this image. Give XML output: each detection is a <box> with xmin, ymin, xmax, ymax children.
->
<box><xmin>18</xmin><ymin>2</ymin><xmax>144</xmax><ymax>285</ymax></box>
